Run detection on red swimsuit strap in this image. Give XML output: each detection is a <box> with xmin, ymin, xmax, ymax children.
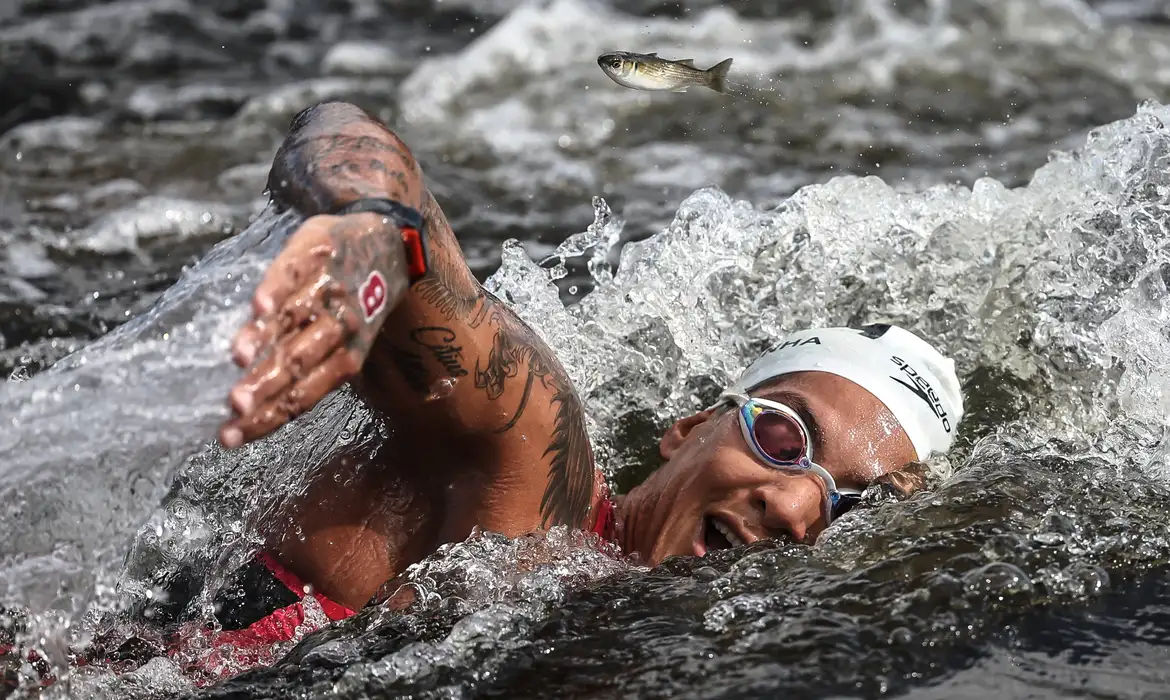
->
<box><xmin>589</xmin><ymin>473</ymin><xmax>618</xmax><ymax>544</ymax></box>
<box><xmin>257</xmin><ymin>551</ymin><xmax>355</xmax><ymax>621</ymax></box>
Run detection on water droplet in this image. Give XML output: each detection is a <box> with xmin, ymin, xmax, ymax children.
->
<box><xmin>1032</xmin><ymin>531</ymin><xmax>1065</xmax><ymax>546</ymax></box>
<box><xmin>426</xmin><ymin>377</ymin><xmax>458</xmax><ymax>401</ymax></box>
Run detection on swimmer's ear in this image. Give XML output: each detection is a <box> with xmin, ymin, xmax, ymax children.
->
<box><xmin>871</xmin><ymin>461</ymin><xmax>930</xmax><ymax>498</ymax></box>
<box><xmin>659</xmin><ymin>409</ymin><xmax>716</xmax><ymax>459</ymax></box>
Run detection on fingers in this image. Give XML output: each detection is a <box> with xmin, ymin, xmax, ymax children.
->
<box><xmin>219</xmin><ymin>212</ymin><xmax>395</xmax><ymax>450</ymax></box>
<box><xmin>219</xmin><ymin>347</ymin><xmax>360</xmax><ymax>449</ymax></box>
<box><xmin>232</xmin><ymin>275</ymin><xmax>339</xmax><ymax>367</ymax></box>
<box><xmin>250</xmin><ymin>234</ymin><xmax>336</xmax><ymax>317</ymax></box>
<box><xmin>228</xmin><ymin>313</ymin><xmax>349</xmax><ymax>416</ymax></box>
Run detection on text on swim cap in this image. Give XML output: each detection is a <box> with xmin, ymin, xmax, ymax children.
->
<box><xmin>889</xmin><ymin>356</ymin><xmax>952</xmax><ymax>433</ymax></box>
<box><xmin>773</xmin><ymin>336</ymin><xmax>822</xmax><ymax>350</ymax></box>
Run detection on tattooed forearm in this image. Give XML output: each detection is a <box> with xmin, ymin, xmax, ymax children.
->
<box><xmin>267</xmin><ymin>103</ymin><xmax>423</xmax><ymax>216</ymax></box>
<box><xmin>268</xmin><ymin>104</ymin><xmax>594</xmax><ymax>529</ymax></box>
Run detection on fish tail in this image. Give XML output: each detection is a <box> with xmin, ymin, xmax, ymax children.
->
<box><xmin>706</xmin><ymin>58</ymin><xmax>734</xmax><ymax>94</ymax></box>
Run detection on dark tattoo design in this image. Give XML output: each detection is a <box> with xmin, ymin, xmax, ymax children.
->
<box><xmin>307</xmin><ymin>134</ymin><xmax>414</xmax><ymax>200</ymax></box>
<box><xmin>269</xmin><ymin>104</ymin><xmax>420</xmax><ymax>215</ymax></box>
<box><xmin>468</xmin><ymin>293</ymin><xmax>594</xmax><ymax>528</ymax></box>
<box><xmin>391</xmin><ymin>348</ymin><xmax>430</xmax><ymax>393</ymax></box>
<box><xmin>541</xmin><ymin>384</ymin><xmax>593</xmax><ymax>531</ymax></box>
<box><xmin>411</xmin><ymin>196</ymin><xmax>481</xmax><ymax>321</ymax></box>
<box><xmin>313</xmin><ymin>133</ymin><xmax>417</xmax><ymax>175</ymax></box>
<box><xmin>410</xmin><ymin>327</ymin><xmax>468</xmax><ymax>379</ymax></box>
<box><xmin>470</xmin><ymin>303</ymin><xmax>521</xmax><ymax>401</ymax></box>
<box><xmin>413</xmin><ymin>253</ymin><xmax>480</xmax><ymax>321</ymax></box>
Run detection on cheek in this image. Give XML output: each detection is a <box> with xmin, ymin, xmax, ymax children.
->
<box><xmin>646</xmin><ymin>423</ymin><xmax>734</xmax><ymax>499</ymax></box>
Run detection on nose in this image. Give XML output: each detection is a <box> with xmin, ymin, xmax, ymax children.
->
<box><xmin>750</xmin><ymin>475</ymin><xmax>827</xmax><ymax>543</ymax></box>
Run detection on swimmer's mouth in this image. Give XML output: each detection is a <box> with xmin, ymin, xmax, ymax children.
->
<box><xmin>698</xmin><ymin>514</ymin><xmax>747</xmax><ymax>555</ymax></box>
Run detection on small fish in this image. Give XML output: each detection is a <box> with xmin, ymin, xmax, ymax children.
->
<box><xmin>597</xmin><ymin>51</ymin><xmax>734</xmax><ymax>95</ymax></box>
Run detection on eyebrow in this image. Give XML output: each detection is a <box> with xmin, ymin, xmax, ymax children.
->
<box><xmin>751</xmin><ymin>389</ymin><xmax>825</xmax><ymax>455</ymax></box>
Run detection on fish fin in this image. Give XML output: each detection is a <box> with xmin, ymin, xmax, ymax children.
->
<box><xmin>647</xmin><ymin>52</ymin><xmax>659</xmax><ymax>57</ymax></box>
<box><xmin>706</xmin><ymin>57</ymin><xmax>734</xmax><ymax>94</ymax></box>
<box><xmin>677</xmin><ymin>58</ymin><xmax>696</xmax><ymax>67</ymax></box>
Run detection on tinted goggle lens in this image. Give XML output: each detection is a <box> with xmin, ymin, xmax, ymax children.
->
<box><xmin>750</xmin><ymin>409</ymin><xmax>807</xmax><ymax>464</ymax></box>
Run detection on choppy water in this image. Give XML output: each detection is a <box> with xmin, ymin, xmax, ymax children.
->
<box><xmin>4</xmin><ymin>0</ymin><xmax>1170</xmax><ymax>697</ymax></box>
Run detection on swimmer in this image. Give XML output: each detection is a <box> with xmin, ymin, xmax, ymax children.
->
<box><xmin>194</xmin><ymin>101</ymin><xmax>965</xmax><ymax>647</ymax></box>
<box><xmin>0</xmin><ymin>102</ymin><xmax>965</xmax><ymax>680</ymax></box>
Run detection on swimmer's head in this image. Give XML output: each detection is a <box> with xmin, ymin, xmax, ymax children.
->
<box><xmin>617</xmin><ymin>324</ymin><xmax>964</xmax><ymax>565</ymax></box>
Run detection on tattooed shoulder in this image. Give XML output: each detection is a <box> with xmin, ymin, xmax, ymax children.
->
<box><xmin>471</xmin><ymin>292</ymin><xmax>594</xmax><ymax>528</ymax></box>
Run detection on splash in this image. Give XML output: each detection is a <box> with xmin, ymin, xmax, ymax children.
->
<box><xmin>486</xmin><ymin>102</ymin><xmax>1170</xmax><ymax>484</ymax></box>
<box><xmin>0</xmin><ymin>206</ymin><xmax>299</xmax><ymax>686</ymax></box>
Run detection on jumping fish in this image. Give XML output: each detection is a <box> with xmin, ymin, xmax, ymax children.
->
<box><xmin>597</xmin><ymin>51</ymin><xmax>734</xmax><ymax>95</ymax></box>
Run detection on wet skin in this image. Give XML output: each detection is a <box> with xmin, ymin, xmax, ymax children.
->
<box><xmin>216</xmin><ymin>101</ymin><xmax>920</xmax><ymax>610</ymax></box>
<box><xmin>616</xmin><ymin>372</ymin><xmax>916</xmax><ymax>563</ymax></box>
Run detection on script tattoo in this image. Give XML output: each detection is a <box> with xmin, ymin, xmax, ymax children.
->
<box><xmin>391</xmin><ymin>348</ymin><xmax>430</xmax><ymax>394</ymax></box>
<box><xmin>410</xmin><ymin>326</ymin><xmax>468</xmax><ymax>378</ymax></box>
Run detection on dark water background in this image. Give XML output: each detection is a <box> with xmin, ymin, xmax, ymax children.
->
<box><xmin>5</xmin><ymin>0</ymin><xmax>1170</xmax><ymax>698</ymax></box>
<box><xmin>4</xmin><ymin>0</ymin><xmax>1167</xmax><ymax>378</ymax></box>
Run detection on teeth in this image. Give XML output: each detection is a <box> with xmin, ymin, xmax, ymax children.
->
<box><xmin>712</xmin><ymin>518</ymin><xmax>745</xmax><ymax>548</ymax></box>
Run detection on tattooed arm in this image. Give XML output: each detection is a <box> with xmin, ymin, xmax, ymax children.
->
<box><xmin>220</xmin><ymin>102</ymin><xmax>595</xmax><ymax>532</ymax></box>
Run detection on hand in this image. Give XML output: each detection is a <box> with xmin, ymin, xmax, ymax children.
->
<box><xmin>219</xmin><ymin>212</ymin><xmax>409</xmax><ymax>449</ymax></box>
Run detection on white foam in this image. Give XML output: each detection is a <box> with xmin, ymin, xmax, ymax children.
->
<box><xmin>486</xmin><ymin>102</ymin><xmax>1170</xmax><ymax>477</ymax></box>
<box><xmin>321</xmin><ymin>41</ymin><xmax>403</xmax><ymax>76</ymax></box>
<box><xmin>73</xmin><ymin>196</ymin><xmax>239</xmax><ymax>254</ymax></box>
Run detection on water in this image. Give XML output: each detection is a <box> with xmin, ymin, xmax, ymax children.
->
<box><xmin>4</xmin><ymin>0</ymin><xmax>1170</xmax><ymax>696</ymax></box>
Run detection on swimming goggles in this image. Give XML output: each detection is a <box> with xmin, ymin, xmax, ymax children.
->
<box><xmin>718</xmin><ymin>392</ymin><xmax>863</xmax><ymax>524</ymax></box>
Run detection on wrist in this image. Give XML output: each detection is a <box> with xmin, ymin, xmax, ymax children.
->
<box><xmin>332</xmin><ymin>199</ymin><xmax>429</xmax><ymax>285</ymax></box>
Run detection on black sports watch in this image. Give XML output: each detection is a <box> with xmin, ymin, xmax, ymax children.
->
<box><xmin>328</xmin><ymin>198</ymin><xmax>429</xmax><ymax>284</ymax></box>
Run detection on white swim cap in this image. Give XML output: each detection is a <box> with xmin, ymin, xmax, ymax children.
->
<box><xmin>727</xmin><ymin>324</ymin><xmax>964</xmax><ymax>460</ymax></box>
